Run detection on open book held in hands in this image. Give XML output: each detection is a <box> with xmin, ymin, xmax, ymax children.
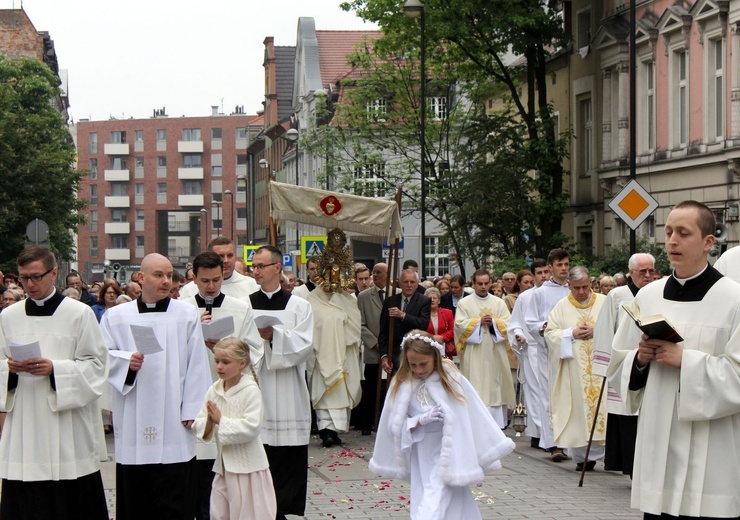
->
<box><xmin>623</xmin><ymin>302</ymin><xmax>684</xmax><ymax>343</ymax></box>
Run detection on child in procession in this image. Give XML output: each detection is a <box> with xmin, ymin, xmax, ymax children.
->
<box><xmin>194</xmin><ymin>337</ymin><xmax>276</xmax><ymax>520</ymax></box>
<box><xmin>369</xmin><ymin>330</ymin><xmax>515</xmax><ymax>520</ymax></box>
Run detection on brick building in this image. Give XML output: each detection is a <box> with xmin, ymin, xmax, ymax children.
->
<box><xmin>75</xmin><ymin>108</ymin><xmax>260</xmax><ymax>282</ymax></box>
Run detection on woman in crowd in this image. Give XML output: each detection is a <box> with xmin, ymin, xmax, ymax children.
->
<box><xmin>504</xmin><ymin>270</ymin><xmax>534</xmax><ymax>313</ymax></box>
<box><xmin>435</xmin><ymin>279</ymin><xmax>450</xmax><ymax>296</ymax></box>
<box><xmin>1</xmin><ymin>289</ymin><xmax>22</xmax><ymax>311</ymax></box>
<box><xmin>92</xmin><ymin>279</ymin><xmax>122</xmax><ymax>323</ymax></box>
<box><xmin>599</xmin><ymin>276</ymin><xmax>616</xmax><ymax>295</ymax></box>
<box><xmin>424</xmin><ymin>287</ymin><xmax>455</xmax><ymax>360</ymax></box>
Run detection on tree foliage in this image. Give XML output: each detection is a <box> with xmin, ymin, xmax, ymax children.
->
<box><xmin>0</xmin><ymin>57</ymin><xmax>86</xmax><ymax>270</ymax></box>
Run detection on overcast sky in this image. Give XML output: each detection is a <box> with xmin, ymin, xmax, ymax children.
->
<box><xmin>11</xmin><ymin>0</ymin><xmax>378</xmax><ymax>122</ymax></box>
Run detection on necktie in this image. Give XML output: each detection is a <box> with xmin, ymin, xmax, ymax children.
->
<box><xmin>378</xmin><ymin>289</ymin><xmax>384</xmax><ymax>303</ymax></box>
<box><xmin>402</xmin><ymin>297</ymin><xmax>409</xmax><ymax>312</ymax></box>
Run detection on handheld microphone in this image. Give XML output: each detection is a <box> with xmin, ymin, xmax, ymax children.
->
<box><xmin>204</xmin><ymin>296</ymin><xmax>213</xmax><ymax>314</ymax></box>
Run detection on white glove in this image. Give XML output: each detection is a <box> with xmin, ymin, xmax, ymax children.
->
<box><xmin>417</xmin><ymin>405</ymin><xmax>444</xmax><ymax>425</ymax></box>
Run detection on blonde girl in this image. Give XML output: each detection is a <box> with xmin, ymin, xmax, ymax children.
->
<box><xmin>370</xmin><ymin>330</ymin><xmax>514</xmax><ymax>520</ymax></box>
<box><xmin>194</xmin><ymin>337</ymin><xmax>276</xmax><ymax>520</ymax></box>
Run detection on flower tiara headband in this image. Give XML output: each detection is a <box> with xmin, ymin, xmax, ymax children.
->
<box><xmin>401</xmin><ymin>333</ymin><xmax>445</xmax><ymax>356</ymax></box>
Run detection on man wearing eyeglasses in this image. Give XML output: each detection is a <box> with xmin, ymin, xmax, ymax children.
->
<box><xmin>66</xmin><ymin>272</ymin><xmax>96</xmax><ymax>307</ymax></box>
<box><xmin>180</xmin><ymin>237</ymin><xmax>259</xmax><ymax>300</ymax></box>
<box><xmin>593</xmin><ymin>253</ymin><xmax>656</xmax><ymax>478</ymax></box>
<box><xmin>0</xmin><ymin>246</ymin><xmax>110</xmax><ymax>518</ymax></box>
<box><xmin>249</xmin><ymin>246</ymin><xmax>314</xmax><ymax>520</ymax></box>
<box><xmin>501</xmin><ymin>272</ymin><xmax>517</xmax><ymax>296</ymax></box>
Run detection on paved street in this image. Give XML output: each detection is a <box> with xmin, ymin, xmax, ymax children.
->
<box><xmin>101</xmin><ymin>428</ymin><xmax>640</xmax><ymax>519</ymax></box>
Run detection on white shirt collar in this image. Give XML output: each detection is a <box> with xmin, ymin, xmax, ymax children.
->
<box><xmin>674</xmin><ymin>265</ymin><xmax>708</xmax><ymax>285</ymax></box>
<box><xmin>261</xmin><ymin>286</ymin><xmax>282</xmax><ymax>299</ymax></box>
<box><xmin>31</xmin><ymin>288</ymin><xmax>57</xmax><ymax>306</ymax></box>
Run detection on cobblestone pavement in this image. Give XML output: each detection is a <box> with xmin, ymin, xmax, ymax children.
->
<box><xmin>102</xmin><ymin>428</ymin><xmax>641</xmax><ymax>519</ymax></box>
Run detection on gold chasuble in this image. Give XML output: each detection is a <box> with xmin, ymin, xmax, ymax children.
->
<box><xmin>545</xmin><ymin>291</ymin><xmax>606</xmax><ymax>448</ymax></box>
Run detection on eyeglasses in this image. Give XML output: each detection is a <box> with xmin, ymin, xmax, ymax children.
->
<box><xmin>503</xmin><ymin>278</ymin><xmax>516</xmax><ymax>282</ymax></box>
<box><xmin>19</xmin><ymin>267</ymin><xmax>54</xmax><ymax>284</ymax></box>
<box><xmin>635</xmin><ymin>268</ymin><xmax>656</xmax><ymax>275</ymax></box>
<box><xmin>252</xmin><ymin>262</ymin><xmax>279</xmax><ymax>271</ymax></box>
<box><xmin>2</xmin><ymin>297</ymin><xmax>17</xmax><ymax>302</ymax></box>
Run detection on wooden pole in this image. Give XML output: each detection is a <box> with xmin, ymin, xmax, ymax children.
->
<box><xmin>578</xmin><ymin>377</ymin><xmax>606</xmax><ymax>487</ymax></box>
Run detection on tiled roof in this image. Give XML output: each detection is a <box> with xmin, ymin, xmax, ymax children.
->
<box><xmin>315</xmin><ymin>30</ymin><xmax>380</xmax><ymax>86</ymax></box>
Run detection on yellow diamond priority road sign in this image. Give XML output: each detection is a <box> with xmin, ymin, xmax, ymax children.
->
<box><xmin>608</xmin><ymin>179</ymin><xmax>658</xmax><ymax>231</ymax></box>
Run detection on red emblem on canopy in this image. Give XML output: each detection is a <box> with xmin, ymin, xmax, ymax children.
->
<box><xmin>319</xmin><ymin>195</ymin><xmax>342</xmax><ymax>216</ymax></box>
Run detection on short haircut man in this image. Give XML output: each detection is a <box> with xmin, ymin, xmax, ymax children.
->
<box><xmin>66</xmin><ymin>271</ymin><xmax>96</xmax><ymax>307</ymax></box>
<box><xmin>354</xmin><ymin>265</ymin><xmax>371</xmax><ymax>293</ymax></box>
<box><xmin>101</xmin><ymin>253</ymin><xmax>211</xmax><ymax>519</ymax></box>
<box><xmin>608</xmin><ymin>200</ymin><xmax>740</xmax><ymax>518</ymax></box>
<box><xmin>440</xmin><ymin>274</ymin><xmax>467</xmax><ymax>315</ymax></box>
<box><xmin>0</xmin><ymin>246</ymin><xmax>109</xmax><ymax>518</ymax></box>
<box><xmin>179</xmin><ymin>237</ymin><xmax>258</xmax><ymax>300</ymax></box>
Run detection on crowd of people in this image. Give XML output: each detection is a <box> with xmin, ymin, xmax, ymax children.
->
<box><xmin>1</xmin><ymin>200</ymin><xmax>740</xmax><ymax>519</ymax></box>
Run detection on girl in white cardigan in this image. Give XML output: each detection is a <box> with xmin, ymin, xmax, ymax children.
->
<box><xmin>194</xmin><ymin>337</ymin><xmax>276</xmax><ymax>520</ymax></box>
<box><xmin>370</xmin><ymin>330</ymin><xmax>515</xmax><ymax>520</ymax></box>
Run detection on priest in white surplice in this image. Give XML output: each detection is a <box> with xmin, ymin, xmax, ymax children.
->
<box><xmin>608</xmin><ymin>201</ymin><xmax>740</xmax><ymax>519</ymax></box>
<box><xmin>0</xmin><ymin>246</ymin><xmax>109</xmax><ymax>519</ymax></box>
<box><xmin>249</xmin><ymin>245</ymin><xmax>314</xmax><ymax>520</ymax></box>
<box><xmin>307</xmin><ymin>228</ymin><xmax>362</xmax><ymax>448</ymax></box>
<box><xmin>545</xmin><ymin>266</ymin><xmax>606</xmax><ymax>471</ymax></box>
<box><xmin>182</xmin><ymin>250</ymin><xmax>263</xmax><ymax>520</ymax></box>
<box><xmin>179</xmin><ymin>237</ymin><xmax>259</xmax><ymax>300</ymax></box>
<box><xmin>454</xmin><ymin>269</ymin><xmax>515</xmax><ymax>428</ymax></box>
<box><xmin>101</xmin><ymin>253</ymin><xmax>211</xmax><ymax>520</ymax></box>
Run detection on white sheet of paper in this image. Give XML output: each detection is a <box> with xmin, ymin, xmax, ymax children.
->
<box><xmin>253</xmin><ymin>313</ymin><xmax>284</xmax><ymax>329</ymax></box>
<box><xmin>129</xmin><ymin>324</ymin><xmax>164</xmax><ymax>355</ymax></box>
<box><xmin>9</xmin><ymin>341</ymin><xmax>43</xmax><ymax>377</ymax></box>
<box><xmin>201</xmin><ymin>315</ymin><xmax>235</xmax><ymax>340</ymax></box>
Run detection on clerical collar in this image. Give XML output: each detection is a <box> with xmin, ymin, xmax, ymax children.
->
<box><xmin>549</xmin><ymin>278</ymin><xmax>568</xmax><ymax>287</ymax></box>
<box><xmin>663</xmin><ymin>263</ymin><xmax>722</xmax><ymax>302</ymax></box>
<box><xmin>473</xmin><ymin>292</ymin><xmax>490</xmax><ymax>300</ymax></box>
<box><xmin>136</xmin><ymin>297</ymin><xmax>171</xmax><ymax>313</ymax></box>
<box><xmin>627</xmin><ymin>277</ymin><xmax>639</xmax><ymax>297</ymax></box>
<box><xmin>31</xmin><ymin>288</ymin><xmax>57</xmax><ymax>306</ymax></box>
<box><xmin>25</xmin><ymin>290</ymin><xmax>64</xmax><ymax>317</ymax></box>
<box><xmin>261</xmin><ymin>286</ymin><xmax>282</xmax><ymax>299</ymax></box>
<box><xmin>195</xmin><ymin>293</ymin><xmax>225</xmax><ymax>308</ymax></box>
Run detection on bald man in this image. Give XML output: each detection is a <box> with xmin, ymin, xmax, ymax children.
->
<box><xmin>101</xmin><ymin>254</ymin><xmax>211</xmax><ymax>520</ymax></box>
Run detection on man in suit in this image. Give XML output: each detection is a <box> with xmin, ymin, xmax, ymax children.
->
<box><xmin>440</xmin><ymin>274</ymin><xmax>467</xmax><ymax>315</ymax></box>
<box><xmin>356</xmin><ymin>263</ymin><xmax>388</xmax><ymax>435</ymax></box>
<box><xmin>379</xmin><ymin>269</ymin><xmax>431</xmax><ymax>374</ymax></box>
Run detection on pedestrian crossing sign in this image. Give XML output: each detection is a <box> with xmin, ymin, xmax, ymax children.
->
<box><xmin>301</xmin><ymin>236</ymin><xmax>326</xmax><ymax>259</ymax></box>
<box><xmin>243</xmin><ymin>245</ymin><xmax>261</xmax><ymax>266</ymax></box>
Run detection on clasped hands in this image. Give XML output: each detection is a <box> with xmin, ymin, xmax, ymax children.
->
<box><xmin>7</xmin><ymin>357</ymin><xmax>52</xmax><ymax>376</ymax></box>
<box><xmin>636</xmin><ymin>334</ymin><xmax>682</xmax><ymax>368</ymax></box>
<box><xmin>572</xmin><ymin>324</ymin><xmax>594</xmax><ymax>341</ymax></box>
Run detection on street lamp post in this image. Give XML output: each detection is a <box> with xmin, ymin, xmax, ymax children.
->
<box><xmin>200</xmin><ymin>208</ymin><xmax>208</xmax><ymax>246</ymax></box>
<box><xmin>224</xmin><ymin>189</ymin><xmax>234</xmax><ymax>240</ymax></box>
<box><xmin>283</xmin><ymin>127</ymin><xmax>300</xmax><ymax>252</ymax></box>
<box><xmin>404</xmin><ymin>0</ymin><xmax>426</xmax><ymax>279</ymax></box>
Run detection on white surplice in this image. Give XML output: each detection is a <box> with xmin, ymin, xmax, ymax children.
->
<box><xmin>101</xmin><ymin>298</ymin><xmax>211</xmax><ymax>465</ymax></box>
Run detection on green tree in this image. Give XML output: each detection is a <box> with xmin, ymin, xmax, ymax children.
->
<box><xmin>341</xmin><ymin>0</ymin><xmax>571</xmax><ymax>251</ymax></box>
<box><xmin>0</xmin><ymin>57</ymin><xmax>86</xmax><ymax>270</ymax></box>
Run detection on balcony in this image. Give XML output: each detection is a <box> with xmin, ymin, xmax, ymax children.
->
<box><xmin>105</xmin><ymin>222</ymin><xmax>130</xmax><ymax>234</ymax></box>
<box><xmin>104</xmin><ymin>143</ymin><xmax>130</xmax><ymax>155</ymax></box>
<box><xmin>104</xmin><ymin>169</ymin><xmax>130</xmax><ymax>182</ymax></box>
<box><xmin>178</xmin><ymin>167</ymin><xmax>204</xmax><ymax>180</ymax></box>
<box><xmin>104</xmin><ymin>196</ymin><xmax>130</xmax><ymax>208</ymax></box>
<box><xmin>178</xmin><ymin>194</ymin><xmax>204</xmax><ymax>207</ymax></box>
<box><xmin>178</xmin><ymin>140</ymin><xmax>204</xmax><ymax>153</ymax></box>
<box><xmin>105</xmin><ymin>248</ymin><xmax>131</xmax><ymax>261</ymax></box>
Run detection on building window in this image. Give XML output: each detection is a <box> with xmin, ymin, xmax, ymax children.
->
<box><xmin>89</xmin><ymin>210</ymin><xmax>98</xmax><ymax>232</ymax></box>
<box><xmin>212</xmin><ymin>166</ymin><xmax>222</xmax><ymax>177</ymax></box>
<box><xmin>213</xmin><ymin>192</ymin><xmax>223</xmax><ymax>202</ymax></box>
<box><xmin>135</xmin><ymin>157</ymin><xmax>144</xmax><ymax>168</ymax></box>
<box><xmin>89</xmin><ymin>158</ymin><xmax>98</xmax><ymax>180</ymax></box>
<box><xmin>674</xmin><ymin>50</ymin><xmax>688</xmax><ymax>147</ymax></box>
<box><xmin>88</xmin><ymin>133</ymin><xmax>97</xmax><ymax>154</ymax></box>
<box><xmin>111</xmin><ymin>209</ymin><xmax>127</xmax><ymax>222</ymax></box>
<box><xmin>183</xmin><ymin>181</ymin><xmax>202</xmax><ymax>195</ymax></box>
<box><xmin>110</xmin><ymin>157</ymin><xmax>127</xmax><ymax>170</ymax></box>
<box><xmin>110</xmin><ymin>182</ymin><xmax>128</xmax><ymax>197</ymax></box>
<box><xmin>366</xmin><ymin>99</ymin><xmax>387</xmax><ymax>122</ymax></box>
<box><xmin>236</xmin><ymin>154</ymin><xmax>247</xmax><ymax>166</ymax></box>
<box><xmin>90</xmin><ymin>184</ymin><xmax>98</xmax><ymax>206</ymax></box>
<box><xmin>110</xmin><ymin>131</ymin><xmax>126</xmax><ymax>144</ymax></box>
<box><xmin>135</xmin><ymin>183</ymin><xmax>144</xmax><ymax>196</ymax></box>
<box><xmin>157</xmin><ymin>156</ymin><xmax>167</xmax><ymax>167</ymax></box>
<box><xmin>90</xmin><ymin>236</ymin><xmax>98</xmax><ymax>258</ymax></box>
<box><xmin>136</xmin><ymin>236</ymin><xmax>145</xmax><ymax>247</ymax></box>
<box><xmin>576</xmin><ymin>9</ymin><xmax>591</xmax><ymax>50</ymax></box>
<box><xmin>111</xmin><ymin>235</ymin><xmax>127</xmax><ymax>249</ymax></box>
<box><xmin>643</xmin><ymin>60</ymin><xmax>655</xmax><ymax>152</ymax></box>
<box><xmin>236</xmin><ymin>127</ymin><xmax>247</xmax><ymax>139</ymax></box>
<box><xmin>183</xmin><ymin>154</ymin><xmax>202</xmax><ymax>168</ymax></box>
<box><xmin>182</xmin><ymin>128</ymin><xmax>201</xmax><ymax>141</ymax></box>
<box><xmin>157</xmin><ymin>183</ymin><xmax>167</xmax><ymax>194</ymax></box>
<box><xmin>710</xmin><ymin>38</ymin><xmax>724</xmax><ymax>141</ymax></box>
<box><xmin>352</xmin><ymin>163</ymin><xmax>388</xmax><ymax>197</ymax></box>
<box><xmin>578</xmin><ymin>97</ymin><xmax>593</xmax><ymax>174</ymax></box>
<box><xmin>424</xmin><ymin>237</ymin><xmax>449</xmax><ymax>280</ymax></box>
<box><xmin>429</xmin><ymin>96</ymin><xmax>447</xmax><ymax>120</ymax></box>
<box><xmin>157</xmin><ymin>129</ymin><xmax>166</xmax><ymax>141</ymax></box>
<box><xmin>136</xmin><ymin>209</ymin><xmax>145</xmax><ymax>221</ymax></box>
<box><xmin>135</xmin><ymin>130</ymin><xmax>144</xmax><ymax>142</ymax></box>
<box><xmin>211</xmin><ymin>128</ymin><xmax>222</xmax><ymax>139</ymax></box>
